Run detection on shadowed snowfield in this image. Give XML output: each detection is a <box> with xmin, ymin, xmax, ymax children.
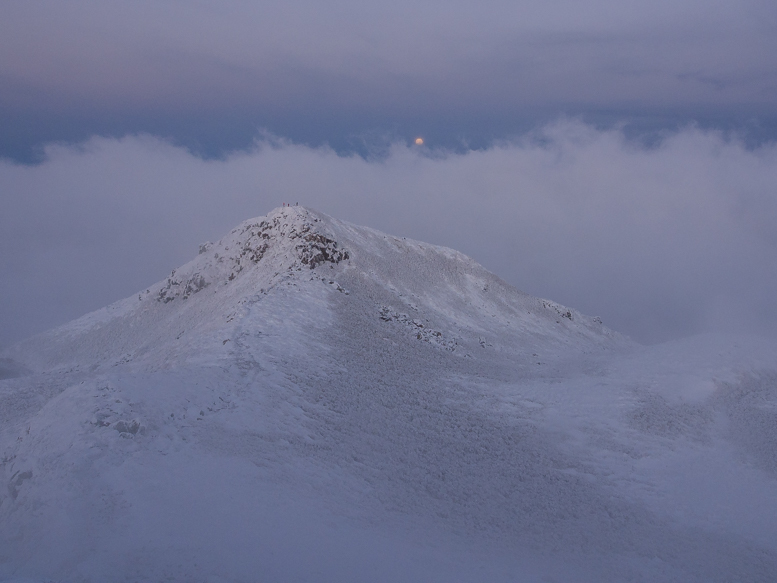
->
<box><xmin>1</xmin><ymin>206</ymin><xmax>776</xmax><ymax>582</ymax></box>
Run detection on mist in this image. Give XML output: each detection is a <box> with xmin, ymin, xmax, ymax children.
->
<box><xmin>1</xmin><ymin>120</ymin><xmax>776</xmax><ymax>347</ymax></box>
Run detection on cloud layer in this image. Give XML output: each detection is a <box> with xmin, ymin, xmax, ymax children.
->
<box><xmin>2</xmin><ymin>121</ymin><xmax>776</xmax><ymax>346</ymax></box>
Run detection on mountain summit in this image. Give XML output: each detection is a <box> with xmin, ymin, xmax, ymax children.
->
<box><xmin>5</xmin><ymin>205</ymin><xmax>623</xmax><ymax>374</ymax></box>
<box><xmin>2</xmin><ymin>207</ymin><xmax>777</xmax><ymax>583</ymax></box>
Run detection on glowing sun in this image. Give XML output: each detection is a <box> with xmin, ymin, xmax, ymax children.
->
<box><xmin>414</xmin><ymin>137</ymin><xmax>424</xmax><ymax>145</ymax></box>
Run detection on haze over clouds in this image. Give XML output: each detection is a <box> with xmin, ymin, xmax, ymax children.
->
<box><xmin>2</xmin><ymin>122</ymin><xmax>776</xmax><ymax>347</ymax></box>
<box><xmin>2</xmin><ymin>0</ymin><xmax>777</xmax><ymax>159</ymax></box>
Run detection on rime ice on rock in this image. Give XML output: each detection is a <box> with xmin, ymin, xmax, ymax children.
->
<box><xmin>379</xmin><ymin>306</ymin><xmax>458</xmax><ymax>351</ymax></box>
<box><xmin>154</xmin><ymin>207</ymin><xmax>349</xmax><ymax>303</ymax></box>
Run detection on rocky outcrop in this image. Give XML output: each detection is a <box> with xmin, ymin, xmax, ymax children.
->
<box><xmin>155</xmin><ymin>207</ymin><xmax>349</xmax><ymax>303</ymax></box>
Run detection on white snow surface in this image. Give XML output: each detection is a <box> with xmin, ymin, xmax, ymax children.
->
<box><xmin>1</xmin><ymin>206</ymin><xmax>776</xmax><ymax>582</ymax></box>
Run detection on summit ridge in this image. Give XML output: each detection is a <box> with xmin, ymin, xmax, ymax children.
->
<box><xmin>156</xmin><ymin>206</ymin><xmax>349</xmax><ymax>304</ymax></box>
<box><xmin>5</xmin><ymin>205</ymin><xmax>623</xmax><ymax>373</ymax></box>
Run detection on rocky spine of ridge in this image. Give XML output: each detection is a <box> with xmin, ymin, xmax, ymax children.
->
<box><xmin>154</xmin><ymin>208</ymin><xmax>349</xmax><ymax>304</ymax></box>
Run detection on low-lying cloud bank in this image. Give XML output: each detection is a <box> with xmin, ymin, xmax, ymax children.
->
<box><xmin>2</xmin><ymin>121</ymin><xmax>776</xmax><ymax>346</ymax></box>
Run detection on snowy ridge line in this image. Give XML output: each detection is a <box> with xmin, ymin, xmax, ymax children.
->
<box><xmin>2</xmin><ymin>205</ymin><xmax>623</xmax><ymax>374</ymax></box>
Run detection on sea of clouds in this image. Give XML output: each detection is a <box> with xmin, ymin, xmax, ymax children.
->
<box><xmin>2</xmin><ymin>120</ymin><xmax>776</xmax><ymax>346</ymax></box>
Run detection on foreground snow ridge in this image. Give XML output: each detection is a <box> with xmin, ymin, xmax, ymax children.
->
<box><xmin>1</xmin><ymin>206</ymin><xmax>777</xmax><ymax>583</ymax></box>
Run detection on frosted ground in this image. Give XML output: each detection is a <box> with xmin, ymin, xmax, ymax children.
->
<box><xmin>1</xmin><ymin>206</ymin><xmax>776</xmax><ymax>582</ymax></box>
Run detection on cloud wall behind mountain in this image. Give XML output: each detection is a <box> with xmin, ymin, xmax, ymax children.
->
<box><xmin>2</xmin><ymin>121</ymin><xmax>776</xmax><ymax>346</ymax></box>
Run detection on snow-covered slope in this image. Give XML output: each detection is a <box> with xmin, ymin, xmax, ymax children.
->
<box><xmin>1</xmin><ymin>206</ymin><xmax>776</xmax><ymax>582</ymax></box>
<box><xmin>4</xmin><ymin>205</ymin><xmax>623</xmax><ymax>373</ymax></box>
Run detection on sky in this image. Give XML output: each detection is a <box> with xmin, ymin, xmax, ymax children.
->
<box><xmin>2</xmin><ymin>0</ymin><xmax>777</xmax><ymax>346</ymax></box>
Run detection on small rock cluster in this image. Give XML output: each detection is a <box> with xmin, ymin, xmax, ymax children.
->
<box><xmin>379</xmin><ymin>306</ymin><xmax>457</xmax><ymax>351</ymax></box>
<box><xmin>541</xmin><ymin>299</ymin><xmax>574</xmax><ymax>321</ymax></box>
<box><xmin>157</xmin><ymin>270</ymin><xmax>209</xmax><ymax>303</ymax></box>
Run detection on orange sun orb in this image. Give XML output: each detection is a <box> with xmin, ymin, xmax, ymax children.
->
<box><xmin>414</xmin><ymin>137</ymin><xmax>424</xmax><ymax>145</ymax></box>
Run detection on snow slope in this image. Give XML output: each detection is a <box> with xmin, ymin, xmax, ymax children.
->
<box><xmin>1</xmin><ymin>206</ymin><xmax>776</xmax><ymax>582</ymax></box>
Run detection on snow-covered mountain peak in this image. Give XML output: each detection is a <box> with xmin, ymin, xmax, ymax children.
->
<box><xmin>3</xmin><ymin>207</ymin><xmax>777</xmax><ymax>583</ymax></box>
<box><xmin>4</xmin><ymin>206</ymin><xmax>628</xmax><ymax>374</ymax></box>
<box><xmin>154</xmin><ymin>205</ymin><xmax>348</xmax><ymax>304</ymax></box>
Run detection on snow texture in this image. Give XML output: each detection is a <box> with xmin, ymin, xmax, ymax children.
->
<box><xmin>1</xmin><ymin>206</ymin><xmax>777</xmax><ymax>582</ymax></box>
